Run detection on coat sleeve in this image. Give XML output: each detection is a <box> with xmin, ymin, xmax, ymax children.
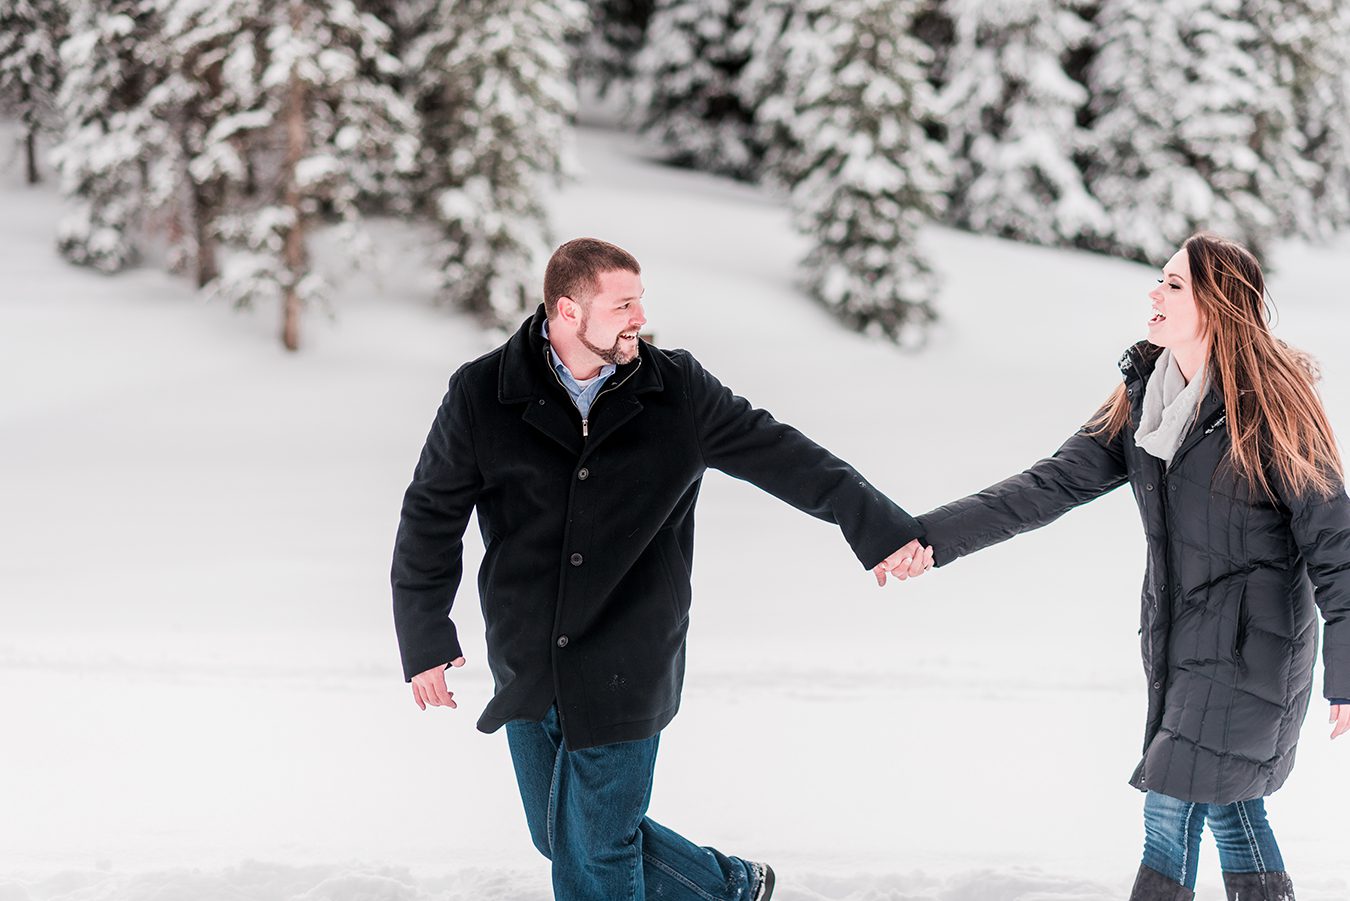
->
<box><xmin>918</xmin><ymin>422</ymin><xmax>1129</xmax><ymax>567</ymax></box>
<box><xmin>391</xmin><ymin>371</ymin><xmax>484</xmax><ymax>682</ymax></box>
<box><xmin>1276</xmin><ymin>475</ymin><xmax>1350</xmax><ymax>701</ymax></box>
<box><xmin>683</xmin><ymin>354</ymin><xmax>922</xmax><ymax>570</ymax></box>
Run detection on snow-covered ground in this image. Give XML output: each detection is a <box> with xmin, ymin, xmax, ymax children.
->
<box><xmin>3</xmin><ymin>122</ymin><xmax>1348</xmax><ymax>901</ymax></box>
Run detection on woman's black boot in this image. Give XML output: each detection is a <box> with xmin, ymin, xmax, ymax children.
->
<box><xmin>1129</xmin><ymin>865</ymin><xmax>1195</xmax><ymax>901</ymax></box>
<box><xmin>1221</xmin><ymin>871</ymin><xmax>1295</xmax><ymax>901</ymax></box>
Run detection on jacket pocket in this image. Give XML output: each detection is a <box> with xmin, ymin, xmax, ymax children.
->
<box><xmin>479</xmin><ymin>534</ymin><xmax>506</xmax><ymax>601</ymax></box>
<box><xmin>655</xmin><ymin>528</ymin><xmax>692</xmax><ymax>626</ymax></box>
<box><xmin>1232</xmin><ymin>585</ymin><xmax>1249</xmax><ymax>662</ymax></box>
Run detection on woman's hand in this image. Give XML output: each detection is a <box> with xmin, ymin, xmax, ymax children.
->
<box><xmin>1331</xmin><ymin>704</ymin><xmax>1350</xmax><ymax>740</ymax></box>
<box><xmin>873</xmin><ymin>539</ymin><xmax>935</xmax><ymax>586</ymax></box>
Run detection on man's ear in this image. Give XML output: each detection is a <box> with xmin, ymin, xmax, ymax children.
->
<box><xmin>557</xmin><ymin>296</ymin><xmax>583</xmax><ymax>325</ymax></box>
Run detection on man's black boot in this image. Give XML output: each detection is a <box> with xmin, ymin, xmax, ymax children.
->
<box><xmin>748</xmin><ymin>861</ymin><xmax>775</xmax><ymax>900</ymax></box>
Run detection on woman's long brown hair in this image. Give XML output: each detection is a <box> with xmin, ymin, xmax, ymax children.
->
<box><xmin>1088</xmin><ymin>233</ymin><xmax>1344</xmax><ymax>500</ymax></box>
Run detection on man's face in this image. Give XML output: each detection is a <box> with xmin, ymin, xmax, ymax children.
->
<box><xmin>577</xmin><ymin>270</ymin><xmax>646</xmax><ymax>366</ymax></box>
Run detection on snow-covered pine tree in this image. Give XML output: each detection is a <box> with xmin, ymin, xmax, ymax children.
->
<box><xmin>782</xmin><ymin>0</ymin><xmax>946</xmax><ymax>345</ymax></box>
<box><xmin>1243</xmin><ymin>0</ymin><xmax>1350</xmax><ymax>235</ymax></box>
<box><xmin>134</xmin><ymin>0</ymin><xmax>269</xmax><ymax>286</ymax></box>
<box><xmin>909</xmin><ymin>0</ymin><xmax>956</xmax><ymax>97</ymax></box>
<box><xmin>209</xmin><ymin>0</ymin><xmax>418</xmax><ymax>350</ymax></box>
<box><xmin>356</xmin><ymin>0</ymin><xmax>438</xmax><ymax>68</ymax></box>
<box><xmin>407</xmin><ymin>0</ymin><xmax>584</xmax><ymax>323</ymax></box>
<box><xmin>51</xmin><ymin>0</ymin><xmax>168</xmax><ymax>272</ymax></box>
<box><xmin>345</xmin><ymin>0</ymin><xmax>440</xmax><ymax>214</ymax></box>
<box><xmin>734</xmin><ymin>0</ymin><xmax>817</xmax><ymax>189</ymax></box>
<box><xmin>576</xmin><ymin>0</ymin><xmax>656</xmax><ymax>95</ymax></box>
<box><xmin>1084</xmin><ymin>0</ymin><xmax>1298</xmax><ymax>262</ymax></box>
<box><xmin>0</xmin><ymin>0</ymin><xmax>67</xmax><ymax>184</ymax></box>
<box><xmin>1311</xmin><ymin>13</ymin><xmax>1350</xmax><ymax>229</ymax></box>
<box><xmin>939</xmin><ymin>0</ymin><xmax>1105</xmax><ymax>245</ymax></box>
<box><xmin>633</xmin><ymin>0</ymin><xmax>761</xmax><ymax>180</ymax></box>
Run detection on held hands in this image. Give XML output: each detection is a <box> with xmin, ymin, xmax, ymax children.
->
<box><xmin>411</xmin><ymin>657</ymin><xmax>466</xmax><ymax>710</ymax></box>
<box><xmin>873</xmin><ymin>538</ymin><xmax>935</xmax><ymax>586</ymax></box>
<box><xmin>1332</xmin><ymin>704</ymin><xmax>1350</xmax><ymax>740</ymax></box>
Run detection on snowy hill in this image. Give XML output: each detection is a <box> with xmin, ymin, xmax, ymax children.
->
<box><xmin>3</xmin><ymin>122</ymin><xmax>1348</xmax><ymax>901</ymax></box>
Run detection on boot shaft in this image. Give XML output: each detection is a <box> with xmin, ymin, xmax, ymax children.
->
<box><xmin>1222</xmin><ymin>871</ymin><xmax>1295</xmax><ymax>901</ymax></box>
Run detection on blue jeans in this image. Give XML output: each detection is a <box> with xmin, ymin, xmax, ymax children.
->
<box><xmin>1141</xmin><ymin>790</ymin><xmax>1285</xmax><ymax>889</ymax></box>
<box><xmin>505</xmin><ymin>706</ymin><xmax>760</xmax><ymax>901</ymax></box>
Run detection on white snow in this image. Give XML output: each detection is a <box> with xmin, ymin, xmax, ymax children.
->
<box><xmin>3</xmin><ymin>120</ymin><xmax>1349</xmax><ymax>901</ymax></box>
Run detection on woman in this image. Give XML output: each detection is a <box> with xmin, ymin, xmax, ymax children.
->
<box><xmin>916</xmin><ymin>234</ymin><xmax>1350</xmax><ymax>901</ymax></box>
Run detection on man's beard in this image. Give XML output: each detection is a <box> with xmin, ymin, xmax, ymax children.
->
<box><xmin>579</xmin><ymin>312</ymin><xmax>637</xmax><ymax>365</ymax></box>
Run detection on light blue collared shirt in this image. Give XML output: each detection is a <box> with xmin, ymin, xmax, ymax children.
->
<box><xmin>542</xmin><ymin>319</ymin><xmax>615</xmax><ymax>421</ymax></box>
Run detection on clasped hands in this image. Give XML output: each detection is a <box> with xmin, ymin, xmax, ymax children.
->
<box><xmin>872</xmin><ymin>538</ymin><xmax>935</xmax><ymax>587</ymax></box>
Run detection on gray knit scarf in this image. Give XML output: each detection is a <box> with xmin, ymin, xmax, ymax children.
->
<box><xmin>1134</xmin><ymin>349</ymin><xmax>1207</xmax><ymax>465</ymax></box>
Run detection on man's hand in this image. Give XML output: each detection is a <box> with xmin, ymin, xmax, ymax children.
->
<box><xmin>873</xmin><ymin>539</ymin><xmax>935</xmax><ymax>586</ymax></box>
<box><xmin>1332</xmin><ymin>703</ymin><xmax>1350</xmax><ymax>740</ymax></box>
<box><xmin>411</xmin><ymin>657</ymin><xmax>466</xmax><ymax>710</ymax></box>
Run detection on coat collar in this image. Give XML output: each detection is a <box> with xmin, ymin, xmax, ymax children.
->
<box><xmin>498</xmin><ymin>304</ymin><xmax>664</xmax><ymax>404</ymax></box>
<box><xmin>1118</xmin><ymin>340</ymin><xmax>1227</xmax><ymax>465</ymax></box>
<box><xmin>1118</xmin><ymin>340</ymin><xmax>1164</xmax><ymax>388</ymax></box>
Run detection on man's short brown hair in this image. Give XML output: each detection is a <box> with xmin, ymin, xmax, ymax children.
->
<box><xmin>543</xmin><ymin>238</ymin><xmax>641</xmax><ymax>318</ymax></box>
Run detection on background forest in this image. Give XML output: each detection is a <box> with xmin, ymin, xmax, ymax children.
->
<box><xmin>3</xmin><ymin>0</ymin><xmax>1347</xmax><ymax>349</ymax></box>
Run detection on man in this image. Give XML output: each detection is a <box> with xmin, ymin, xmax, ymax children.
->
<box><xmin>392</xmin><ymin>238</ymin><xmax>932</xmax><ymax>901</ymax></box>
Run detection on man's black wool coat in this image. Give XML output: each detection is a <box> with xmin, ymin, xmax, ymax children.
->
<box><xmin>392</xmin><ymin>306</ymin><xmax>922</xmax><ymax>750</ymax></box>
<box><xmin>919</xmin><ymin>341</ymin><xmax>1350</xmax><ymax>804</ymax></box>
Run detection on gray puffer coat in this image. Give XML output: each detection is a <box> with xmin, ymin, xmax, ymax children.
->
<box><xmin>918</xmin><ymin>341</ymin><xmax>1350</xmax><ymax>804</ymax></box>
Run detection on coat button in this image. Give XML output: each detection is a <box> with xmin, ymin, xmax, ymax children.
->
<box><xmin>538</xmin><ymin>399</ymin><xmax>545</xmax><ymax>405</ymax></box>
<box><xmin>1153</xmin><ymin>682</ymin><xmax>1162</xmax><ymax>690</ymax></box>
<box><xmin>1145</xmin><ymin>483</ymin><xmax>1154</xmax><ymax>491</ymax></box>
<box><xmin>1169</xmin><ymin>482</ymin><xmax>1177</xmax><ymax>491</ymax></box>
<box><xmin>578</xmin><ymin>467</ymin><xmax>590</xmax><ymax>480</ymax></box>
<box><xmin>557</xmin><ymin>635</ymin><xmax>569</xmax><ymax>648</ymax></box>
<box><xmin>570</xmin><ymin>553</ymin><xmax>583</xmax><ymax>566</ymax></box>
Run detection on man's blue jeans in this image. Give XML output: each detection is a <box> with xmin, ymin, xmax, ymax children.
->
<box><xmin>505</xmin><ymin>706</ymin><xmax>759</xmax><ymax>901</ymax></box>
<box><xmin>1141</xmin><ymin>790</ymin><xmax>1285</xmax><ymax>890</ymax></box>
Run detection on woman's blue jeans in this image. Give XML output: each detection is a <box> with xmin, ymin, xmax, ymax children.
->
<box><xmin>1141</xmin><ymin>790</ymin><xmax>1285</xmax><ymax>890</ymax></box>
<box><xmin>505</xmin><ymin>706</ymin><xmax>759</xmax><ymax>901</ymax></box>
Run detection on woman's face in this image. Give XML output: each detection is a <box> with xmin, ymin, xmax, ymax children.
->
<box><xmin>1146</xmin><ymin>248</ymin><xmax>1205</xmax><ymax>349</ymax></box>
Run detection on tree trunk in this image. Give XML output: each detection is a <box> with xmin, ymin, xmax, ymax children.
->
<box><xmin>22</xmin><ymin>83</ymin><xmax>39</xmax><ymax>185</ymax></box>
<box><xmin>165</xmin><ymin>194</ymin><xmax>189</xmax><ymax>274</ymax></box>
<box><xmin>194</xmin><ymin>180</ymin><xmax>220</xmax><ymax>288</ymax></box>
<box><xmin>194</xmin><ymin>65</ymin><xmax>223</xmax><ymax>288</ymax></box>
<box><xmin>281</xmin><ymin>1</ymin><xmax>308</xmax><ymax>353</ymax></box>
<box><xmin>26</xmin><ymin>126</ymin><xmax>39</xmax><ymax>185</ymax></box>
